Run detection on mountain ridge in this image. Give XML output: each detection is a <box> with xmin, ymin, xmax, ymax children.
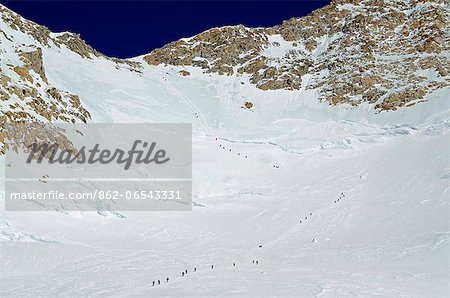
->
<box><xmin>0</xmin><ymin>0</ymin><xmax>448</xmax><ymax>145</ymax></box>
<box><xmin>143</xmin><ymin>0</ymin><xmax>449</xmax><ymax>110</ymax></box>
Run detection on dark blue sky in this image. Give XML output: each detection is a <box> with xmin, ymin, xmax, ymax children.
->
<box><xmin>1</xmin><ymin>1</ymin><xmax>330</xmax><ymax>59</ymax></box>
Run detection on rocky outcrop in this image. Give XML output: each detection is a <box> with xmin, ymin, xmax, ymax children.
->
<box><xmin>0</xmin><ymin>0</ymin><xmax>448</xmax><ymax>119</ymax></box>
<box><xmin>17</xmin><ymin>48</ymin><xmax>48</xmax><ymax>83</ymax></box>
<box><xmin>53</xmin><ymin>33</ymin><xmax>101</xmax><ymax>59</ymax></box>
<box><xmin>178</xmin><ymin>70</ymin><xmax>190</xmax><ymax>76</ymax></box>
<box><xmin>0</xmin><ymin>4</ymin><xmax>157</xmax><ymax>155</ymax></box>
<box><xmin>143</xmin><ymin>0</ymin><xmax>450</xmax><ymax>110</ymax></box>
<box><xmin>0</xmin><ymin>5</ymin><xmax>99</xmax><ymax>59</ymax></box>
<box><xmin>0</xmin><ymin>64</ymin><xmax>91</xmax><ymax>123</ymax></box>
<box><xmin>1</xmin><ymin>122</ymin><xmax>78</xmax><ymax>156</ymax></box>
<box><xmin>0</xmin><ymin>5</ymin><xmax>51</xmax><ymax>45</ymax></box>
<box><xmin>0</xmin><ymin>39</ymin><xmax>91</xmax><ymax>154</ymax></box>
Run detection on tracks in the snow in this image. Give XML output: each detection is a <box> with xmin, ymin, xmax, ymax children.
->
<box><xmin>151</xmin><ymin>191</ymin><xmax>350</xmax><ymax>290</ymax></box>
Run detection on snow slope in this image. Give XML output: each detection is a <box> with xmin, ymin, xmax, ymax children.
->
<box><xmin>0</xmin><ymin>5</ymin><xmax>449</xmax><ymax>298</ymax></box>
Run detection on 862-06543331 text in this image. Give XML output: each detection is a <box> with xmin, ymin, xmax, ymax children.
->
<box><xmin>8</xmin><ymin>190</ymin><xmax>183</xmax><ymax>201</ymax></box>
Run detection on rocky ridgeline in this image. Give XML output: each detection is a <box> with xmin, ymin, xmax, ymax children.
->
<box><xmin>0</xmin><ymin>5</ymin><xmax>142</xmax><ymax>70</ymax></box>
<box><xmin>0</xmin><ymin>4</ymin><xmax>145</xmax><ymax>154</ymax></box>
<box><xmin>0</xmin><ymin>5</ymin><xmax>99</xmax><ymax>59</ymax></box>
<box><xmin>144</xmin><ymin>0</ymin><xmax>449</xmax><ymax>110</ymax></box>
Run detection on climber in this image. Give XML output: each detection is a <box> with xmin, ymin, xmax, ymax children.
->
<box><xmin>194</xmin><ymin>267</ymin><xmax>197</xmax><ymax>272</ymax></box>
<box><xmin>166</xmin><ymin>277</ymin><xmax>169</xmax><ymax>283</ymax></box>
<box><xmin>233</xmin><ymin>262</ymin><xmax>236</xmax><ymax>266</ymax></box>
<box><xmin>182</xmin><ymin>272</ymin><xmax>185</xmax><ymax>277</ymax></box>
<box><xmin>185</xmin><ymin>269</ymin><xmax>188</xmax><ymax>274</ymax></box>
<box><xmin>158</xmin><ymin>280</ymin><xmax>160</xmax><ymax>285</ymax></box>
<box><xmin>256</xmin><ymin>261</ymin><xmax>259</xmax><ymax>265</ymax></box>
<box><xmin>211</xmin><ymin>265</ymin><xmax>214</xmax><ymax>269</ymax></box>
<box><xmin>152</xmin><ymin>281</ymin><xmax>155</xmax><ymax>286</ymax></box>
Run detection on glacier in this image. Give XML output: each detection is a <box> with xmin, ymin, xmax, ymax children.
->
<box><xmin>0</xmin><ymin>3</ymin><xmax>449</xmax><ymax>297</ymax></box>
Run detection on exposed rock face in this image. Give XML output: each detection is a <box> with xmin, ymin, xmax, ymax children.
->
<box><xmin>1</xmin><ymin>122</ymin><xmax>78</xmax><ymax>156</ymax></box>
<box><xmin>0</xmin><ymin>4</ymin><xmax>149</xmax><ymax>154</ymax></box>
<box><xmin>144</xmin><ymin>25</ymin><xmax>306</xmax><ymax>90</ymax></box>
<box><xmin>143</xmin><ymin>0</ymin><xmax>450</xmax><ymax>110</ymax></box>
<box><xmin>53</xmin><ymin>33</ymin><xmax>101</xmax><ymax>59</ymax></box>
<box><xmin>0</xmin><ymin>53</ymin><xmax>91</xmax><ymax>124</ymax></box>
<box><xmin>0</xmin><ymin>62</ymin><xmax>91</xmax><ymax>153</ymax></box>
<box><xmin>178</xmin><ymin>70</ymin><xmax>190</xmax><ymax>76</ymax></box>
<box><xmin>18</xmin><ymin>48</ymin><xmax>48</xmax><ymax>83</ymax></box>
<box><xmin>0</xmin><ymin>5</ymin><xmax>99</xmax><ymax>59</ymax></box>
<box><xmin>0</xmin><ymin>6</ymin><xmax>51</xmax><ymax>45</ymax></box>
<box><xmin>0</xmin><ymin>11</ymin><xmax>92</xmax><ymax>154</ymax></box>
